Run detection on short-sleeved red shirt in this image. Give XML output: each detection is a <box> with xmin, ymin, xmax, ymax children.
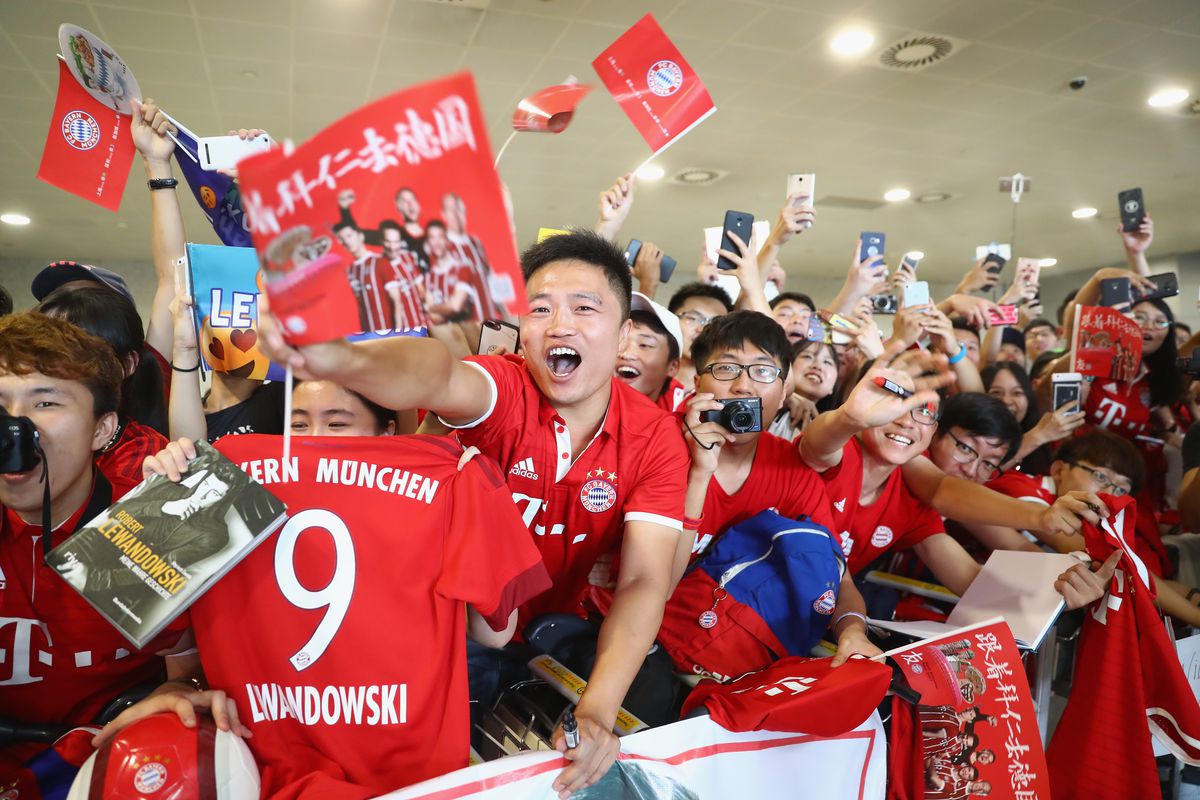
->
<box><xmin>95</xmin><ymin>418</ymin><xmax>168</xmax><ymax>490</ymax></box>
<box><xmin>985</xmin><ymin>471</ymin><xmax>1055</xmax><ymax>506</ymax></box>
<box><xmin>444</xmin><ymin>355</ymin><xmax>689</xmax><ymax>621</ymax></box>
<box><xmin>1085</xmin><ymin>374</ymin><xmax>1153</xmax><ymax>438</ymax></box>
<box><xmin>693</xmin><ymin>432</ymin><xmax>834</xmax><ymax>558</ymax></box>
<box><xmin>197</xmin><ymin>434</ymin><xmax>550</xmax><ymax>797</ymax></box>
<box><xmin>817</xmin><ymin>437</ymin><xmax>944</xmax><ymax>574</ymax></box>
<box><xmin>656</xmin><ymin>378</ymin><xmax>689</xmax><ymax>413</ymax></box>
<box><xmin>0</xmin><ymin>469</ymin><xmax>186</xmax><ymax>762</ymax></box>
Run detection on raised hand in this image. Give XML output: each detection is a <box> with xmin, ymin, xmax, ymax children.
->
<box><xmin>131</xmin><ymin>97</ymin><xmax>177</xmax><ymax>165</ymax></box>
<box><xmin>839</xmin><ymin>340</ymin><xmax>955</xmax><ymax>430</ymax></box>
<box><xmin>955</xmin><ymin>257</ymin><xmax>1000</xmax><ymax>295</ymax></box>
<box><xmin>596</xmin><ymin>174</ymin><xmax>636</xmax><ymax>239</ymax></box>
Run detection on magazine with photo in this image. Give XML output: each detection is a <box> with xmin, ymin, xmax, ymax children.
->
<box><xmin>46</xmin><ymin>440</ymin><xmax>287</xmax><ymax>648</ymax></box>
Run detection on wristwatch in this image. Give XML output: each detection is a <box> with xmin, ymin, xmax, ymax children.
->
<box><xmin>147</xmin><ymin>177</ymin><xmax>179</xmax><ymax>191</ymax></box>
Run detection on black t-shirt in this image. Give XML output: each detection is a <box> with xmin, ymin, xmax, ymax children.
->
<box><xmin>206</xmin><ymin>381</ymin><xmax>286</xmax><ymax>442</ymax></box>
<box><xmin>1184</xmin><ymin>421</ymin><xmax>1200</xmax><ymax>474</ymax></box>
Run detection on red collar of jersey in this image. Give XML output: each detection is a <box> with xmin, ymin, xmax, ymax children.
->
<box><xmin>533</xmin><ymin>372</ymin><xmax>625</xmax><ymax>441</ymax></box>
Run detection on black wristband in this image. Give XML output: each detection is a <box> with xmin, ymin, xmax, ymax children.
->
<box><xmin>148</xmin><ymin>177</ymin><xmax>179</xmax><ymax>191</ymax></box>
<box><xmin>171</xmin><ymin>363</ymin><xmax>200</xmax><ymax>372</ymax></box>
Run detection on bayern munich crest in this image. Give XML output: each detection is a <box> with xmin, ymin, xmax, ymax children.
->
<box><xmin>62</xmin><ymin>109</ymin><xmax>101</xmax><ymax>151</ymax></box>
<box><xmin>812</xmin><ymin>589</ymin><xmax>837</xmax><ymax>615</ymax></box>
<box><xmin>646</xmin><ymin>60</ymin><xmax>683</xmax><ymax>97</ymax></box>
<box><xmin>580</xmin><ymin>467</ymin><xmax>618</xmax><ymax>513</ymax></box>
<box><xmin>133</xmin><ymin>761</ymin><xmax>168</xmax><ymax>792</ymax></box>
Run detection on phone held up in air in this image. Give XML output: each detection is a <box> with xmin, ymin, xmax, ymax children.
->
<box><xmin>984</xmin><ymin>304</ymin><xmax>1021</xmax><ymax>326</ymax></box>
<box><xmin>1118</xmin><ymin>187</ymin><xmax>1145</xmax><ymax>233</ymax></box>
<box><xmin>1052</xmin><ymin>372</ymin><xmax>1082</xmax><ymax>411</ymax></box>
<box><xmin>903</xmin><ymin>280</ymin><xmax>930</xmax><ymax>308</ymax></box>
<box><xmin>1099</xmin><ymin>277</ymin><xmax>1132</xmax><ymax>310</ymax></box>
<box><xmin>858</xmin><ymin>231</ymin><xmax>885</xmax><ymax>266</ymax></box>
<box><xmin>717</xmin><ymin>210</ymin><xmax>754</xmax><ymax>271</ymax></box>
<box><xmin>198</xmin><ymin>133</ymin><xmax>273</xmax><ymax>172</ymax></box>
<box><xmin>786</xmin><ymin>173</ymin><xmax>815</xmax><ymax>228</ymax></box>
<box><xmin>478</xmin><ymin>319</ymin><xmax>519</xmax><ymax>356</ymax></box>
<box><xmin>983</xmin><ymin>253</ymin><xmax>1007</xmax><ymax>276</ymax></box>
<box><xmin>624</xmin><ymin>239</ymin><xmax>677</xmax><ymax>284</ymax></box>
<box><xmin>1135</xmin><ymin>272</ymin><xmax>1179</xmax><ymax>302</ymax></box>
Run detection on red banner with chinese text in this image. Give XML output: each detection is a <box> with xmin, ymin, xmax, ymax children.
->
<box><xmin>592</xmin><ymin>14</ymin><xmax>716</xmax><ymax>155</ymax></box>
<box><xmin>888</xmin><ymin>618</ymin><xmax>1050</xmax><ymax>800</ymax></box>
<box><xmin>236</xmin><ymin>71</ymin><xmax>522</xmax><ymax>344</ymax></box>
<box><xmin>37</xmin><ymin>59</ymin><xmax>134</xmax><ymax>212</ymax></box>
<box><xmin>1071</xmin><ymin>305</ymin><xmax>1143</xmax><ymax>383</ymax></box>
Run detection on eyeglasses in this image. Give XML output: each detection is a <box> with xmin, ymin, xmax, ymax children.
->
<box><xmin>677</xmin><ymin>310</ymin><xmax>716</xmax><ymax>328</ymax></box>
<box><xmin>910</xmin><ymin>404</ymin><xmax>939</xmax><ymax>427</ymax></box>
<box><xmin>773</xmin><ymin>306</ymin><xmax>812</xmax><ymax>321</ymax></box>
<box><xmin>702</xmin><ymin>362</ymin><xmax>783</xmax><ymax>384</ymax></box>
<box><xmin>946</xmin><ymin>431</ymin><xmax>1003</xmax><ymax>480</ymax></box>
<box><xmin>1132</xmin><ymin>312</ymin><xmax>1170</xmax><ymax>330</ymax></box>
<box><xmin>1068</xmin><ymin>462</ymin><xmax>1131</xmax><ymax>497</ymax></box>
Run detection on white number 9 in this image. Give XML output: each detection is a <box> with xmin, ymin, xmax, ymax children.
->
<box><xmin>273</xmin><ymin>508</ymin><xmax>356</xmax><ymax>671</ymax></box>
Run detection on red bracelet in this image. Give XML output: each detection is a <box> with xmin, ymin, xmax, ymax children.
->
<box><xmin>683</xmin><ymin>514</ymin><xmax>703</xmax><ymax>530</ymax></box>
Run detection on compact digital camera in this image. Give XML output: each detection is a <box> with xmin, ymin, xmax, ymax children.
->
<box><xmin>701</xmin><ymin>397</ymin><xmax>763</xmax><ymax>434</ymax></box>
<box><xmin>868</xmin><ymin>294</ymin><xmax>899</xmax><ymax>314</ymax></box>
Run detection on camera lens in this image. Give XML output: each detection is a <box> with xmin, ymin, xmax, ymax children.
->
<box><xmin>730</xmin><ymin>411</ymin><xmax>752</xmax><ymax>432</ymax></box>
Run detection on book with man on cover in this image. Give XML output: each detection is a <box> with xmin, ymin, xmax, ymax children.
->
<box><xmin>46</xmin><ymin>440</ymin><xmax>287</xmax><ymax>647</ymax></box>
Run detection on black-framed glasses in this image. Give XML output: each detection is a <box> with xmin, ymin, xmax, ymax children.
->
<box><xmin>947</xmin><ymin>431</ymin><xmax>1002</xmax><ymax>480</ymax></box>
<box><xmin>910</xmin><ymin>403</ymin><xmax>939</xmax><ymax>427</ymax></box>
<box><xmin>702</xmin><ymin>362</ymin><xmax>783</xmax><ymax>384</ymax></box>
<box><xmin>1068</xmin><ymin>461</ymin><xmax>1131</xmax><ymax>496</ymax></box>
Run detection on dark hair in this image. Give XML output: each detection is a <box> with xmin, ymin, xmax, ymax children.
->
<box><xmin>1056</xmin><ymin>429</ymin><xmax>1145</xmax><ymax>495</ymax></box>
<box><xmin>630</xmin><ymin>309</ymin><xmax>680</xmax><ymax>362</ymax></box>
<box><xmin>791</xmin><ymin>339</ymin><xmax>841</xmax><ymax>411</ymax></box>
<box><xmin>1023</xmin><ymin>317</ymin><xmax>1055</xmax><ymax>335</ymax></box>
<box><xmin>0</xmin><ymin>284</ymin><xmax>11</xmax><ymax>316</ymax></box>
<box><xmin>691</xmin><ymin>310</ymin><xmax>793</xmax><ymax>380</ymax></box>
<box><xmin>951</xmin><ymin>317</ymin><xmax>979</xmax><ymax>338</ymax></box>
<box><xmin>1000</xmin><ymin>327</ymin><xmax>1025</xmax><ymax>352</ymax></box>
<box><xmin>425</xmin><ymin>219</ymin><xmax>447</xmax><ymax>235</ymax></box>
<box><xmin>0</xmin><ymin>311</ymin><xmax>123</xmax><ymax>418</ymax></box>
<box><xmin>332</xmin><ymin>220</ymin><xmax>360</xmax><ymax>235</ymax></box>
<box><xmin>1056</xmin><ymin>290</ymin><xmax>1078</xmax><ymax>327</ymax></box>
<box><xmin>520</xmin><ymin>229</ymin><xmax>632</xmax><ymax>319</ymax></box>
<box><xmin>378</xmin><ymin>219</ymin><xmax>402</xmax><ymax>234</ymax></box>
<box><xmin>36</xmin><ymin>286</ymin><xmax>166</xmax><ymax>434</ymax></box>
<box><xmin>667</xmin><ymin>281</ymin><xmax>733</xmax><ymax>314</ymax></box>
<box><xmin>980</xmin><ymin>362</ymin><xmax>1040</xmax><ymax>430</ymax></box>
<box><xmin>1177</xmin><ymin>322</ymin><xmax>1193</xmax><ymax>336</ymax></box>
<box><xmin>1028</xmin><ymin>349</ymin><xmax>1062</xmax><ymax>381</ymax></box>
<box><xmin>936</xmin><ymin>392</ymin><xmax>1023</xmax><ymax>463</ymax></box>
<box><xmin>293</xmin><ymin>380</ymin><xmax>394</xmax><ymax>435</ymax></box>
<box><xmin>769</xmin><ymin>292</ymin><xmax>815</xmax><ymax>312</ymax></box>
<box><xmin>1136</xmin><ymin>298</ymin><xmax>1183</xmax><ymax>407</ymax></box>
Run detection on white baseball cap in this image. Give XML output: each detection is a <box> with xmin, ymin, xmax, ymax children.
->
<box><xmin>630</xmin><ymin>291</ymin><xmax>684</xmax><ymax>359</ymax></box>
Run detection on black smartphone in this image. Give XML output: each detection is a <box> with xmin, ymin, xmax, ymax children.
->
<box><xmin>659</xmin><ymin>254</ymin><xmax>677</xmax><ymax>284</ymax></box>
<box><xmin>1118</xmin><ymin>187</ymin><xmax>1145</xmax><ymax>233</ymax></box>
<box><xmin>478</xmin><ymin>319</ymin><xmax>519</xmax><ymax>355</ymax></box>
<box><xmin>1099</xmin><ymin>277</ymin><xmax>1132</xmax><ymax>309</ymax></box>
<box><xmin>717</xmin><ymin>210</ymin><xmax>754</xmax><ymax>271</ymax></box>
<box><xmin>858</xmin><ymin>231</ymin><xmax>885</xmax><ymax>265</ymax></box>
<box><xmin>623</xmin><ymin>238</ymin><xmax>643</xmax><ymax>267</ymax></box>
<box><xmin>1134</xmin><ymin>271</ymin><xmax>1179</xmax><ymax>302</ymax></box>
<box><xmin>983</xmin><ymin>253</ymin><xmax>1007</xmax><ymax>275</ymax></box>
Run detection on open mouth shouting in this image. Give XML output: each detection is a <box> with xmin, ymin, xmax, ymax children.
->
<box><xmin>615</xmin><ymin>364</ymin><xmax>641</xmax><ymax>382</ymax></box>
<box><xmin>547</xmin><ymin>346</ymin><xmax>582</xmax><ymax>378</ymax></box>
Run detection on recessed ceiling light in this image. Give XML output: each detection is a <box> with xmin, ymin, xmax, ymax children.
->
<box><xmin>915</xmin><ymin>192</ymin><xmax>950</xmax><ymax>203</ymax></box>
<box><xmin>0</xmin><ymin>213</ymin><xmax>30</xmax><ymax>226</ymax></box>
<box><xmin>1147</xmin><ymin>87</ymin><xmax>1189</xmax><ymax>108</ymax></box>
<box><xmin>884</xmin><ymin>188</ymin><xmax>911</xmax><ymax>202</ymax></box>
<box><xmin>831</xmin><ymin>28</ymin><xmax>875</xmax><ymax>56</ymax></box>
<box><xmin>240</xmin><ymin>69</ymin><xmax>258</xmax><ymax>80</ymax></box>
<box><xmin>636</xmin><ymin>164</ymin><xmax>665</xmax><ymax>181</ymax></box>
<box><xmin>1038</xmin><ymin>258</ymin><xmax>1057</xmax><ymax>267</ymax></box>
<box><xmin>905</xmin><ymin>250</ymin><xmax>925</xmax><ymax>260</ymax></box>
<box><xmin>1071</xmin><ymin>207</ymin><xmax>1098</xmax><ymax>219</ymax></box>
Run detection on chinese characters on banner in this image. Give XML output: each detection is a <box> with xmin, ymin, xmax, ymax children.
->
<box><xmin>592</xmin><ymin>14</ymin><xmax>716</xmax><ymax>155</ymax></box>
<box><xmin>37</xmin><ymin>59</ymin><xmax>134</xmax><ymax>212</ymax></box>
<box><xmin>889</xmin><ymin>618</ymin><xmax>1051</xmax><ymax>800</ymax></box>
<box><xmin>236</xmin><ymin>71</ymin><xmax>523</xmax><ymax>345</ymax></box>
<box><xmin>1071</xmin><ymin>306</ymin><xmax>1143</xmax><ymax>383</ymax></box>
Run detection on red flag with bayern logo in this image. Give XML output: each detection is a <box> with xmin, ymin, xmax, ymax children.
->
<box><xmin>37</xmin><ymin>59</ymin><xmax>134</xmax><ymax>212</ymax></box>
<box><xmin>592</xmin><ymin>14</ymin><xmax>716</xmax><ymax>155</ymax></box>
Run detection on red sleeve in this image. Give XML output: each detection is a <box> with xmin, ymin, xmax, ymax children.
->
<box><xmin>894</xmin><ymin>496</ymin><xmax>945</xmax><ymax>549</ymax></box>
<box><xmin>815</xmin><ymin>436</ymin><xmax>863</xmax><ymax>531</ymax></box>
<box><xmin>623</xmin><ymin>413</ymin><xmax>688</xmax><ymax>529</ymax></box>
<box><xmin>985</xmin><ymin>471</ymin><xmax>1049</xmax><ymax>505</ymax></box>
<box><xmin>444</xmin><ymin>354</ymin><xmax>525</xmax><ymax>452</ymax></box>
<box><xmin>436</xmin><ymin>452</ymin><xmax>550</xmax><ymax>630</ymax></box>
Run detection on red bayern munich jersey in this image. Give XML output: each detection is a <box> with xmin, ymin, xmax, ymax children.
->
<box><xmin>195</xmin><ymin>434</ymin><xmax>550</xmax><ymax>798</ymax></box>
<box><xmin>655</xmin><ymin>377</ymin><xmax>689</xmax><ymax>413</ymax></box>
<box><xmin>443</xmin><ymin>355</ymin><xmax>689</xmax><ymax>622</ymax></box>
<box><xmin>1084</xmin><ymin>373</ymin><xmax>1154</xmax><ymax>438</ymax></box>
<box><xmin>985</xmin><ymin>471</ymin><xmax>1055</xmax><ymax>506</ymax></box>
<box><xmin>0</xmin><ymin>470</ymin><xmax>187</xmax><ymax>763</ymax></box>
<box><xmin>815</xmin><ymin>436</ymin><xmax>944</xmax><ymax>574</ymax></box>
<box><xmin>693</xmin><ymin>432</ymin><xmax>834</xmax><ymax>558</ymax></box>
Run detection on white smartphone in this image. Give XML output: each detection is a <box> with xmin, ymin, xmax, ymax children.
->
<box><xmin>198</xmin><ymin>133</ymin><xmax>273</xmax><ymax>171</ymax></box>
<box><xmin>1052</xmin><ymin>372</ymin><xmax>1083</xmax><ymax>411</ymax></box>
<box><xmin>903</xmin><ymin>280</ymin><xmax>930</xmax><ymax>308</ymax></box>
<box><xmin>1016</xmin><ymin>257</ymin><xmax>1040</xmax><ymax>286</ymax></box>
<box><xmin>478</xmin><ymin>319</ymin><xmax>519</xmax><ymax>356</ymax></box>
<box><xmin>786</xmin><ymin>173</ymin><xmax>815</xmax><ymax>228</ymax></box>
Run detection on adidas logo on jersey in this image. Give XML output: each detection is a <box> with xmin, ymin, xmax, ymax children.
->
<box><xmin>509</xmin><ymin>457</ymin><xmax>539</xmax><ymax>480</ymax></box>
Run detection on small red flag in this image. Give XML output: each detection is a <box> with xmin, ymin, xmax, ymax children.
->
<box><xmin>512</xmin><ymin>83</ymin><xmax>593</xmax><ymax>133</ymax></box>
<box><xmin>592</xmin><ymin>13</ymin><xmax>716</xmax><ymax>155</ymax></box>
<box><xmin>37</xmin><ymin>59</ymin><xmax>134</xmax><ymax>212</ymax></box>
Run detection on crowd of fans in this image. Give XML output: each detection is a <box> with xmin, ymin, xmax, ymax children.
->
<box><xmin>2</xmin><ymin>96</ymin><xmax>1198</xmax><ymax>799</ymax></box>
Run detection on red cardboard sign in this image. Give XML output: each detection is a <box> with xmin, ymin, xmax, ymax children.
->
<box><xmin>1071</xmin><ymin>305</ymin><xmax>1143</xmax><ymax>384</ymax></box>
<box><xmin>889</xmin><ymin>619</ymin><xmax>1051</xmax><ymax>800</ymax></box>
<box><xmin>37</xmin><ymin>59</ymin><xmax>134</xmax><ymax>212</ymax></box>
<box><xmin>237</xmin><ymin>71</ymin><xmax>523</xmax><ymax>343</ymax></box>
<box><xmin>592</xmin><ymin>14</ymin><xmax>716</xmax><ymax>155</ymax></box>
<box><xmin>512</xmin><ymin>83</ymin><xmax>593</xmax><ymax>133</ymax></box>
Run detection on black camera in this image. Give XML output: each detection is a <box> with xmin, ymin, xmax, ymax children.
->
<box><xmin>701</xmin><ymin>397</ymin><xmax>763</xmax><ymax>433</ymax></box>
<box><xmin>0</xmin><ymin>412</ymin><xmax>40</xmax><ymax>474</ymax></box>
<box><xmin>868</xmin><ymin>294</ymin><xmax>899</xmax><ymax>314</ymax></box>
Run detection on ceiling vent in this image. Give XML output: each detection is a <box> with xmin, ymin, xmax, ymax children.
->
<box><xmin>817</xmin><ymin>195</ymin><xmax>886</xmax><ymax>211</ymax></box>
<box><xmin>667</xmin><ymin>167</ymin><xmax>729</xmax><ymax>186</ymax></box>
<box><xmin>876</xmin><ymin>33</ymin><xmax>966</xmax><ymax>72</ymax></box>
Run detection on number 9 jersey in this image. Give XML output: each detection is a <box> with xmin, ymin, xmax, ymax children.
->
<box><xmin>193</xmin><ymin>434</ymin><xmax>551</xmax><ymax>798</ymax></box>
